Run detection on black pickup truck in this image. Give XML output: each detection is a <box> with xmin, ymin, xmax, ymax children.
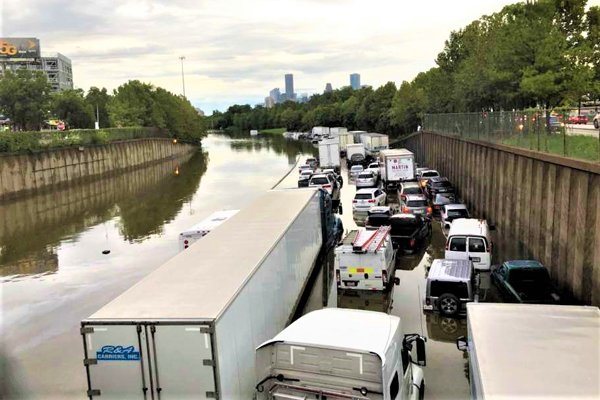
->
<box><xmin>491</xmin><ymin>260</ymin><xmax>561</xmax><ymax>304</ymax></box>
<box><xmin>389</xmin><ymin>214</ymin><xmax>431</xmax><ymax>253</ymax></box>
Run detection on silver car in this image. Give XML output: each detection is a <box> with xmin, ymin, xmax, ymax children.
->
<box><xmin>350</xmin><ymin>165</ymin><xmax>364</xmax><ymax>178</ymax></box>
<box><xmin>401</xmin><ymin>194</ymin><xmax>432</xmax><ymax>217</ymax></box>
<box><xmin>355</xmin><ymin>171</ymin><xmax>377</xmax><ymax>188</ymax></box>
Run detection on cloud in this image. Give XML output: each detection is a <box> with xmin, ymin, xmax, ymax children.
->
<box><xmin>2</xmin><ymin>0</ymin><xmax>520</xmax><ymax>112</ymax></box>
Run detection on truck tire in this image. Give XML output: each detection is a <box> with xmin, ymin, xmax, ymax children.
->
<box><xmin>438</xmin><ymin>293</ymin><xmax>460</xmax><ymax>316</ymax></box>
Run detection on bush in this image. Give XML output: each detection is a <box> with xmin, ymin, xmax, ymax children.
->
<box><xmin>0</xmin><ymin>127</ymin><xmax>173</xmax><ymax>154</ymax></box>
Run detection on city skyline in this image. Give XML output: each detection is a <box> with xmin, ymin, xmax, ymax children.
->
<box><xmin>3</xmin><ymin>0</ymin><xmax>563</xmax><ymax>114</ymax></box>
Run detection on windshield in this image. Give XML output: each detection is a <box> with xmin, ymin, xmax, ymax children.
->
<box><xmin>422</xmin><ymin>171</ymin><xmax>439</xmax><ymax>177</ymax></box>
<box><xmin>390</xmin><ymin>217</ymin><xmax>421</xmax><ymax>235</ymax></box>
<box><xmin>510</xmin><ymin>268</ymin><xmax>551</xmax><ymax>283</ymax></box>
<box><xmin>367</xmin><ymin>215</ymin><xmax>390</xmax><ymax>227</ymax></box>
<box><xmin>433</xmin><ymin>181</ymin><xmax>452</xmax><ymax>187</ymax></box>
<box><xmin>310</xmin><ymin>177</ymin><xmax>329</xmax><ymax>185</ymax></box>
<box><xmin>434</xmin><ymin>194</ymin><xmax>455</xmax><ymax>204</ymax></box>
<box><xmin>355</xmin><ymin>193</ymin><xmax>373</xmax><ymax>200</ymax></box>
<box><xmin>447</xmin><ymin>209</ymin><xmax>469</xmax><ymax>218</ymax></box>
<box><xmin>403</xmin><ymin>186</ymin><xmax>421</xmax><ymax>195</ymax></box>
<box><xmin>351</xmin><ymin>166</ymin><xmax>363</xmax><ymax>171</ymax></box>
<box><xmin>358</xmin><ymin>173</ymin><xmax>372</xmax><ymax>179</ymax></box>
<box><xmin>407</xmin><ymin>200</ymin><xmax>428</xmax><ymax>207</ymax></box>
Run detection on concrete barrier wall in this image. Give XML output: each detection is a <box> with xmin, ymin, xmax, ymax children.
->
<box><xmin>0</xmin><ymin>139</ymin><xmax>196</xmax><ymax>200</ymax></box>
<box><xmin>398</xmin><ymin>131</ymin><xmax>600</xmax><ymax>306</ymax></box>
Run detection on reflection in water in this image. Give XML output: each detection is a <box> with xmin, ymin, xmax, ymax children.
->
<box><xmin>425</xmin><ymin>314</ymin><xmax>467</xmax><ymax>343</ymax></box>
<box><xmin>226</xmin><ymin>132</ymin><xmax>317</xmax><ymax>164</ymax></box>
<box><xmin>0</xmin><ymin>150</ymin><xmax>206</xmax><ymax>277</ymax></box>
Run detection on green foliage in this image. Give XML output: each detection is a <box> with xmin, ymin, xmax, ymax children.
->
<box><xmin>0</xmin><ymin>70</ymin><xmax>51</xmax><ymax>130</ymax></box>
<box><xmin>0</xmin><ymin>127</ymin><xmax>169</xmax><ymax>153</ymax></box>
<box><xmin>50</xmin><ymin>89</ymin><xmax>95</xmax><ymax>128</ymax></box>
<box><xmin>85</xmin><ymin>87</ymin><xmax>111</xmax><ymax>128</ymax></box>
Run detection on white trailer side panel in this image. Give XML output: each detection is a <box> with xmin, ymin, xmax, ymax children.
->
<box><xmin>216</xmin><ymin>195</ymin><xmax>322</xmax><ymax>398</ymax></box>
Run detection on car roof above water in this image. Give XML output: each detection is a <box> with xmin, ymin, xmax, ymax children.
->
<box><xmin>428</xmin><ymin>259</ymin><xmax>473</xmax><ymax>282</ymax></box>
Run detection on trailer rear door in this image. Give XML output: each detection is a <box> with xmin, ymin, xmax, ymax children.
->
<box><xmin>149</xmin><ymin>325</ymin><xmax>217</xmax><ymax>399</ymax></box>
<box><xmin>82</xmin><ymin>324</ymin><xmax>150</xmax><ymax>399</ymax></box>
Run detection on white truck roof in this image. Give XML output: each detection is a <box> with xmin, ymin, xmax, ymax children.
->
<box><xmin>428</xmin><ymin>259</ymin><xmax>472</xmax><ymax>282</ymax></box>
<box><xmin>467</xmin><ymin>303</ymin><xmax>600</xmax><ymax>399</ymax></box>
<box><xmin>380</xmin><ymin>149</ymin><xmax>413</xmax><ymax>157</ymax></box>
<box><xmin>448</xmin><ymin>218</ymin><xmax>489</xmax><ymax>237</ymax></box>
<box><xmin>88</xmin><ymin>189</ymin><xmax>320</xmax><ymax>321</ymax></box>
<box><xmin>180</xmin><ymin>210</ymin><xmax>239</xmax><ymax>235</ymax></box>
<box><xmin>259</xmin><ymin>308</ymin><xmax>399</xmax><ymax>364</ymax></box>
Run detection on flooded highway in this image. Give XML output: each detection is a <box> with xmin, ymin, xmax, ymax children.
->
<box><xmin>0</xmin><ymin>134</ymin><xmax>315</xmax><ymax>399</ymax></box>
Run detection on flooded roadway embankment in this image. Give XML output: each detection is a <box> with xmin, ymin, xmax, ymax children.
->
<box><xmin>0</xmin><ymin>134</ymin><xmax>315</xmax><ymax>399</ymax></box>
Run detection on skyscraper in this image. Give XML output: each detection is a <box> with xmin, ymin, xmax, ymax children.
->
<box><xmin>269</xmin><ymin>88</ymin><xmax>281</xmax><ymax>104</ymax></box>
<box><xmin>324</xmin><ymin>83</ymin><xmax>333</xmax><ymax>93</ymax></box>
<box><xmin>350</xmin><ymin>73</ymin><xmax>361</xmax><ymax>90</ymax></box>
<box><xmin>285</xmin><ymin>73</ymin><xmax>295</xmax><ymax>101</ymax></box>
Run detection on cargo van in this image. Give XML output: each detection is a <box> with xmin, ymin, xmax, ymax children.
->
<box><xmin>255</xmin><ymin>308</ymin><xmax>427</xmax><ymax>400</ymax></box>
<box><xmin>445</xmin><ymin>219</ymin><xmax>493</xmax><ymax>271</ymax></box>
<box><xmin>335</xmin><ymin>227</ymin><xmax>397</xmax><ymax>291</ymax></box>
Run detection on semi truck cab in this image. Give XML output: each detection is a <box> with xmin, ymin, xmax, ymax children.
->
<box><xmin>255</xmin><ymin>308</ymin><xmax>426</xmax><ymax>400</ymax></box>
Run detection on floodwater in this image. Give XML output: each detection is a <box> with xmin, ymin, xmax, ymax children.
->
<box><xmin>0</xmin><ymin>134</ymin><xmax>316</xmax><ymax>399</ymax></box>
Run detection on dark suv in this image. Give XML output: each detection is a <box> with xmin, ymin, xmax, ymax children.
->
<box><xmin>425</xmin><ymin>177</ymin><xmax>455</xmax><ymax>199</ymax></box>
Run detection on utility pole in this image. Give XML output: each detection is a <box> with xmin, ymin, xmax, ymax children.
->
<box><xmin>179</xmin><ymin>56</ymin><xmax>186</xmax><ymax>98</ymax></box>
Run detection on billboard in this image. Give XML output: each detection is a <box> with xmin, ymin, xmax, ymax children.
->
<box><xmin>0</xmin><ymin>38</ymin><xmax>40</xmax><ymax>59</ymax></box>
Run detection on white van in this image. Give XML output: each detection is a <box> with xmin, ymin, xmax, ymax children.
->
<box><xmin>445</xmin><ymin>219</ymin><xmax>493</xmax><ymax>271</ymax></box>
<box><xmin>178</xmin><ymin>210</ymin><xmax>239</xmax><ymax>251</ymax></box>
<box><xmin>335</xmin><ymin>227</ymin><xmax>397</xmax><ymax>291</ymax></box>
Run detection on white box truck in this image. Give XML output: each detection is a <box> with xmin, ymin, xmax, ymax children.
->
<box><xmin>312</xmin><ymin>126</ymin><xmax>330</xmax><ymax>137</ymax></box>
<box><xmin>255</xmin><ymin>308</ymin><xmax>427</xmax><ymax>400</ymax></box>
<box><xmin>346</xmin><ymin>143</ymin><xmax>366</xmax><ymax>166</ymax></box>
<box><xmin>81</xmin><ymin>189</ymin><xmax>333</xmax><ymax>400</ymax></box>
<box><xmin>337</xmin><ymin>132</ymin><xmax>354</xmax><ymax>157</ymax></box>
<box><xmin>350</xmin><ymin>130</ymin><xmax>367</xmax><ymax>143</ymax></box>
<box><xmin>178</xmin><ymin>209</ymin><xmax>239</xmax><ymax>251</ymax></box>
<box><xmin>360</xmin><ymin>133</ymin><xmax>389</xmax><ymax>159</ymax></box>
<box><xmin>379</xmin><ymin>149</ymin><xmax>415</xmax><ymax>190</ymax></box>
<box><xmin>458</xmin><ymin>303</ymin><xmax>599</xmax><ymax>400</ymax></box>
<box><xmin>330</xmin><ymin>127</ymin><xmax>348</xmax><ymax>135</ymax></box>
<box><xmin>318</xmin><ymin>139</ymin><xmax>341</xmax><ymax>172</ymax></box>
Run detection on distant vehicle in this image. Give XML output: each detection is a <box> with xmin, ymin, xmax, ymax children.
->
<box><xmin>250</xmin><ymin>129</ymin><xmax>258</xmax><ymax>136</ymax></box>
<box><xmin>255</xmin><ymin>308</ymin><xmax>427</xmax><ymax>400</ymax></box>
<box><xmin>456</xmin><ymin>303</ymin><xmax>599</xmax><ymax>400</ymax></box>
<box><xmin>432</xmin><ymin>193</ymin><xmax>456</xmax><ymax>215</ymax></box>
<box><xmin>415</xmin><ymin>167</ymin><xmax>429</xmax><ymax>180</ymax></box>
<box><xmin>353</xmin><ymin>188</ymin><xmax>387</xmax><ymax>212</ymax></box>
<box><xmin>400</xmin><ymin>194</ymin><xmax>432</xmax><ymax>217</ymax></box>
<box><xmin>336</xmin><ymin>131</ymin><xmax>354</xmax><ymax>157</ymax></box>
<box><xmin>594</xmin><ymin>112</ymin><xmax>600</xmax><ymax>128</ymax></box>
<box><xmin>379</xmin><ymin>149</ymin><xmax>416</xmax><ymax>190</ymax></box>
<box><xmin>366</xmin><ymin>161</ymin><xmax>380</xmax><ymax>177</ymax></box>
<box><xmin>567</xmin><ymin>115</ymin><xmax>588</xmax><ymax>124</ymax></box>
<box><xmin>398</xmin><ymin>181</ymin><xmax>424</xmax><ymax>200</ymax></box>
<box><xmin>297</xmin><ymin>169</ymin><xmax>313</xmax><ymax>187</ymax></box>
<box><xmin>491</xmin><ymin>260</ymin><xmax>560</xmax><ymax>304</ymax></box>
<box><xmin>318</xmin><ymin>139</ymin><xmax>341</xmax><ymax>172</ymax></box>
<box><xmin>425</xmin><ymin>176</ymin><xmax>455</xmax><ymax>199</ymax></box>
<box><xmin>445</xmin><ymin>218</ymin><xmax>494</xmax><ymax>271</ymax></box>
<box><xmin>419</xmin><ymin>169</ymin><xmax>440</xmax><ymax>188</ymax></box>
<box><xmin>360</xmin><ymin>132</ymin><xmax>389</xmax><ymax>159</ymax></box>
<box><xmin>322</xmin><ymin>169</ymin><xmax>343</xmax><ymax>188</ymax></box>
<box><xmin>179</xmin><ymin>210</ymin><xmax>239</xmax><ymax>251</ymax></box>
<box><xmin>356</xmin><ymin>171</ymin><xmax>378</xmax><ymax>188</ymax></box>
<box><xmin>423</xmin><ymin>259</ymin><xmax>478</xmax><ymax>316</ymax></box>
<box><xmin>298</xmin><ymin>164</ymin><xmax>313</xmax><ymax>174</ymax></box>
<box><xmin>305</xmin><ymin>157</ymin><xmax>318</xmax><ymax>168</ymax></box>
<box><xmin>335</xmin><ymin>227</ymin><xmax>397</xmax><ymax>291</ymax></box>
<box><xmin>364</xmin><ymin>206</ymin><xmax>393</xmax><ymax>229</ymax></box>
<box><xmin>548</xmin><ymin>115</ymin><xmax>562</xmax><ymax>133</ymax></box>
<box><xmin>349</xmin><ymin>164</ymin><xmax>364</xmax><ymax>178</ymax></box>
<box><xmin>349</xmin><ymin>130</ymin><xmax>367</xmax><ymax>143</ymax></box>
<box><xmin>329</xmin><ymin>127</ymin><xmax>348</xmax><ymax>135</ymax></box>
<box><xmin>389</xmin><ymin>213</ymin><xmax>431</xmax><ymax>253</ymax></box>
<box><xmin>440</xmin><ymin>204</ymin><xmax>470</xmax><ymax>229</ymax></box>
<box><xmin>346</xmin><ymin>143</ymin><xmax>366</xmax><ymax>165</ymax></box>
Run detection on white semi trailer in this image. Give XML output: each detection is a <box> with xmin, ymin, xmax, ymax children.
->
<box><xmin>255</xmin><ymin>308</ymin><xmax>427</xmax><ymax>399</ymax></box>
<box><xmin>81</xmin><ymin>189</ymin><xmax>333</xmax><ymax>400</ymax></box>
<box><xmin>318</xmin><ymin>139</ymin><xmax>341</xmax><ymax>172</ymax></box>
<box><xmin>360</xmin><ymin>133</ymin><xmax>389</xmax><ymax>159</ymax></box>
<box><xmin>458</xmin><ymin>303</ymin><xmax>599</xmax><ymax>400</ymax></box>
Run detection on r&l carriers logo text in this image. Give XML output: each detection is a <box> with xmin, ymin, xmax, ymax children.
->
<box><xmin>97</xmin><ymin>345</ymin><xmax>140</xmax><ymax>361</ymax></box>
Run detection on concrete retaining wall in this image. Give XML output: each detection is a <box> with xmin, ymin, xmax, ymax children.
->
<box><xmin>398</xmin><ymin>131</ymin><xmax>600</xmax><ymax>306</ymax></box>
<box><xmin>0</xmin><ymin>139</ymin><xmax>196</xmax><ymax>200</ymax></box>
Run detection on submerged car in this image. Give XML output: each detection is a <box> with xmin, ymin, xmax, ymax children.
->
<box><xmin>389</xmin><ymin>213</ymin><xmax>431</xmax><ymax>253</ymax></box>
<box><xmin>491</xmin><ymin>260</ymin><xmax>560</xmax><ymax>304</ymax></box>
<box><xmin>440</xmin><ymin>204</ymin><xmax>469</xmax><ymax>228</ymax></box>
<box><xmin>364</xmin><ymin>206</ymin><xmax>393</xmax><ymax>229</ymax></box>
<box><xmin>400</xmin><ymin>194</ymin><xmax>432</xmax><ymax>217</ymax></box>
<box><xmin>349</xmin><ymin>164</ymin><xmax>364</xmax><ymax>178</ymax></box>
<box><xmin>423</xmin><ymin>259</ymin><xmax>478</xmax><ymax>316</ymax></box>
<box><xmin>352</xmin><ymin>188</ymin><xmax>386</xmax><ymax>212</ymax></box>
<box><xmin>297</xmin><ymin>169</ymin><xmax>313</xmax><ymax>187</ymax></box>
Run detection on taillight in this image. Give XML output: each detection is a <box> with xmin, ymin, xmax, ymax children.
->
<box><xmin>184</xmin><ymin>240</ymin><xmax>189</xmax><ymax>244</ymax></box>
<box><xmin>403</xmin><ymin>207</ymin><xmax>409</xmax><ymax>213</ymax></box>
<box><xmin>322</xmin><ymin>184</ymin><xmax>332</xmax><ymax>188</ymax></box>
<box><xmin>382</xmin><ymin>270</ymin><xmax>388</xmax><ymax>283</ymax></box>
<box><xmin>353</xmin><ymin>199</ymin><xmax>358</xmax><ymax>203</ymax></box>
<box><xmin>427</xmin><ymin>207</ymin><xmax>432</xmax><ymax>214</ymax></box>
<box><xmin>410</xmin><ymin>239</ymin><xmax>416</xmax><ymax>247</ymax></box>
<box><xmin>336</xmin><ymin>270</ymin><xmax>340</xmax><ymax>285</ymax></box>
<box><xmin>368</xmin><ymin>199</ymin><xmax>376</xmax><ymax>203</ymax></box>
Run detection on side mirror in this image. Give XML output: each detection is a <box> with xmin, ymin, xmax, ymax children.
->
<box><xmin>489</xmin><ymin>224</ymin><xmax>496</xmax><ymax>231</ymax></box>
<box><xmin>456</xmin><ymin>336</ymin><xmax>468</xmax><ymax>352</ymax></box>
<box><xmin>416</xmin><ymin>337</ymin><xmax>427</xmax><ymax>367</ymax></box>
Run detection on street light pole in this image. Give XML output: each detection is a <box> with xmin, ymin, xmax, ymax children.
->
<box><xmin>179</xmin><ymin>56</ymin><xmax>186</xmax><ymax>98</ymax></box>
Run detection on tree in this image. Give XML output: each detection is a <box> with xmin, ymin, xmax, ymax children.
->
<box><xmin>0</xmin><ymin>70</ymin><xmax>51</xmax><ymax>130</ymax></box>
<box><xmin>85</xmin><ymin>87</ymin><xmax>112</xmax><ymax>128</ymax></box>
<box><xmin>51</xmin><ymin>89</ymin><xmax>95</xmax><ymax>129</ymax></box>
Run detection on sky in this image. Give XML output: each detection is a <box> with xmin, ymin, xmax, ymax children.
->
<box><xmin>2</xmin><ymin>0</ymin><xmax>599</xmax><ymax>114</ymax></box>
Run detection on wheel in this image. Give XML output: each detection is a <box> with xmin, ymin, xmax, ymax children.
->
<box><xmin>438</xmin><ymin>293</ymin><xmax>460</xmax><ymax>316</ymax></box>
<box><xmin>440</xmin><ymin>317</ymin><xmax>459</xmax><ymax>334</ymax></box>
<box><xmin>595</xmin><ymin>119</ymin><xmax>599</xmax><ymax>129</ymax></box>
<box><xmin>419</xmin><ymin>381</ymin><xmax>425</xmax><ymax>400</ymax></box>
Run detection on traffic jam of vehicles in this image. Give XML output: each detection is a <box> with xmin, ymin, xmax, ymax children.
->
<box><xmin>78</xmin><ymin>127</ymin><xmax>598</xmax><ymax>400</ymax></box>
